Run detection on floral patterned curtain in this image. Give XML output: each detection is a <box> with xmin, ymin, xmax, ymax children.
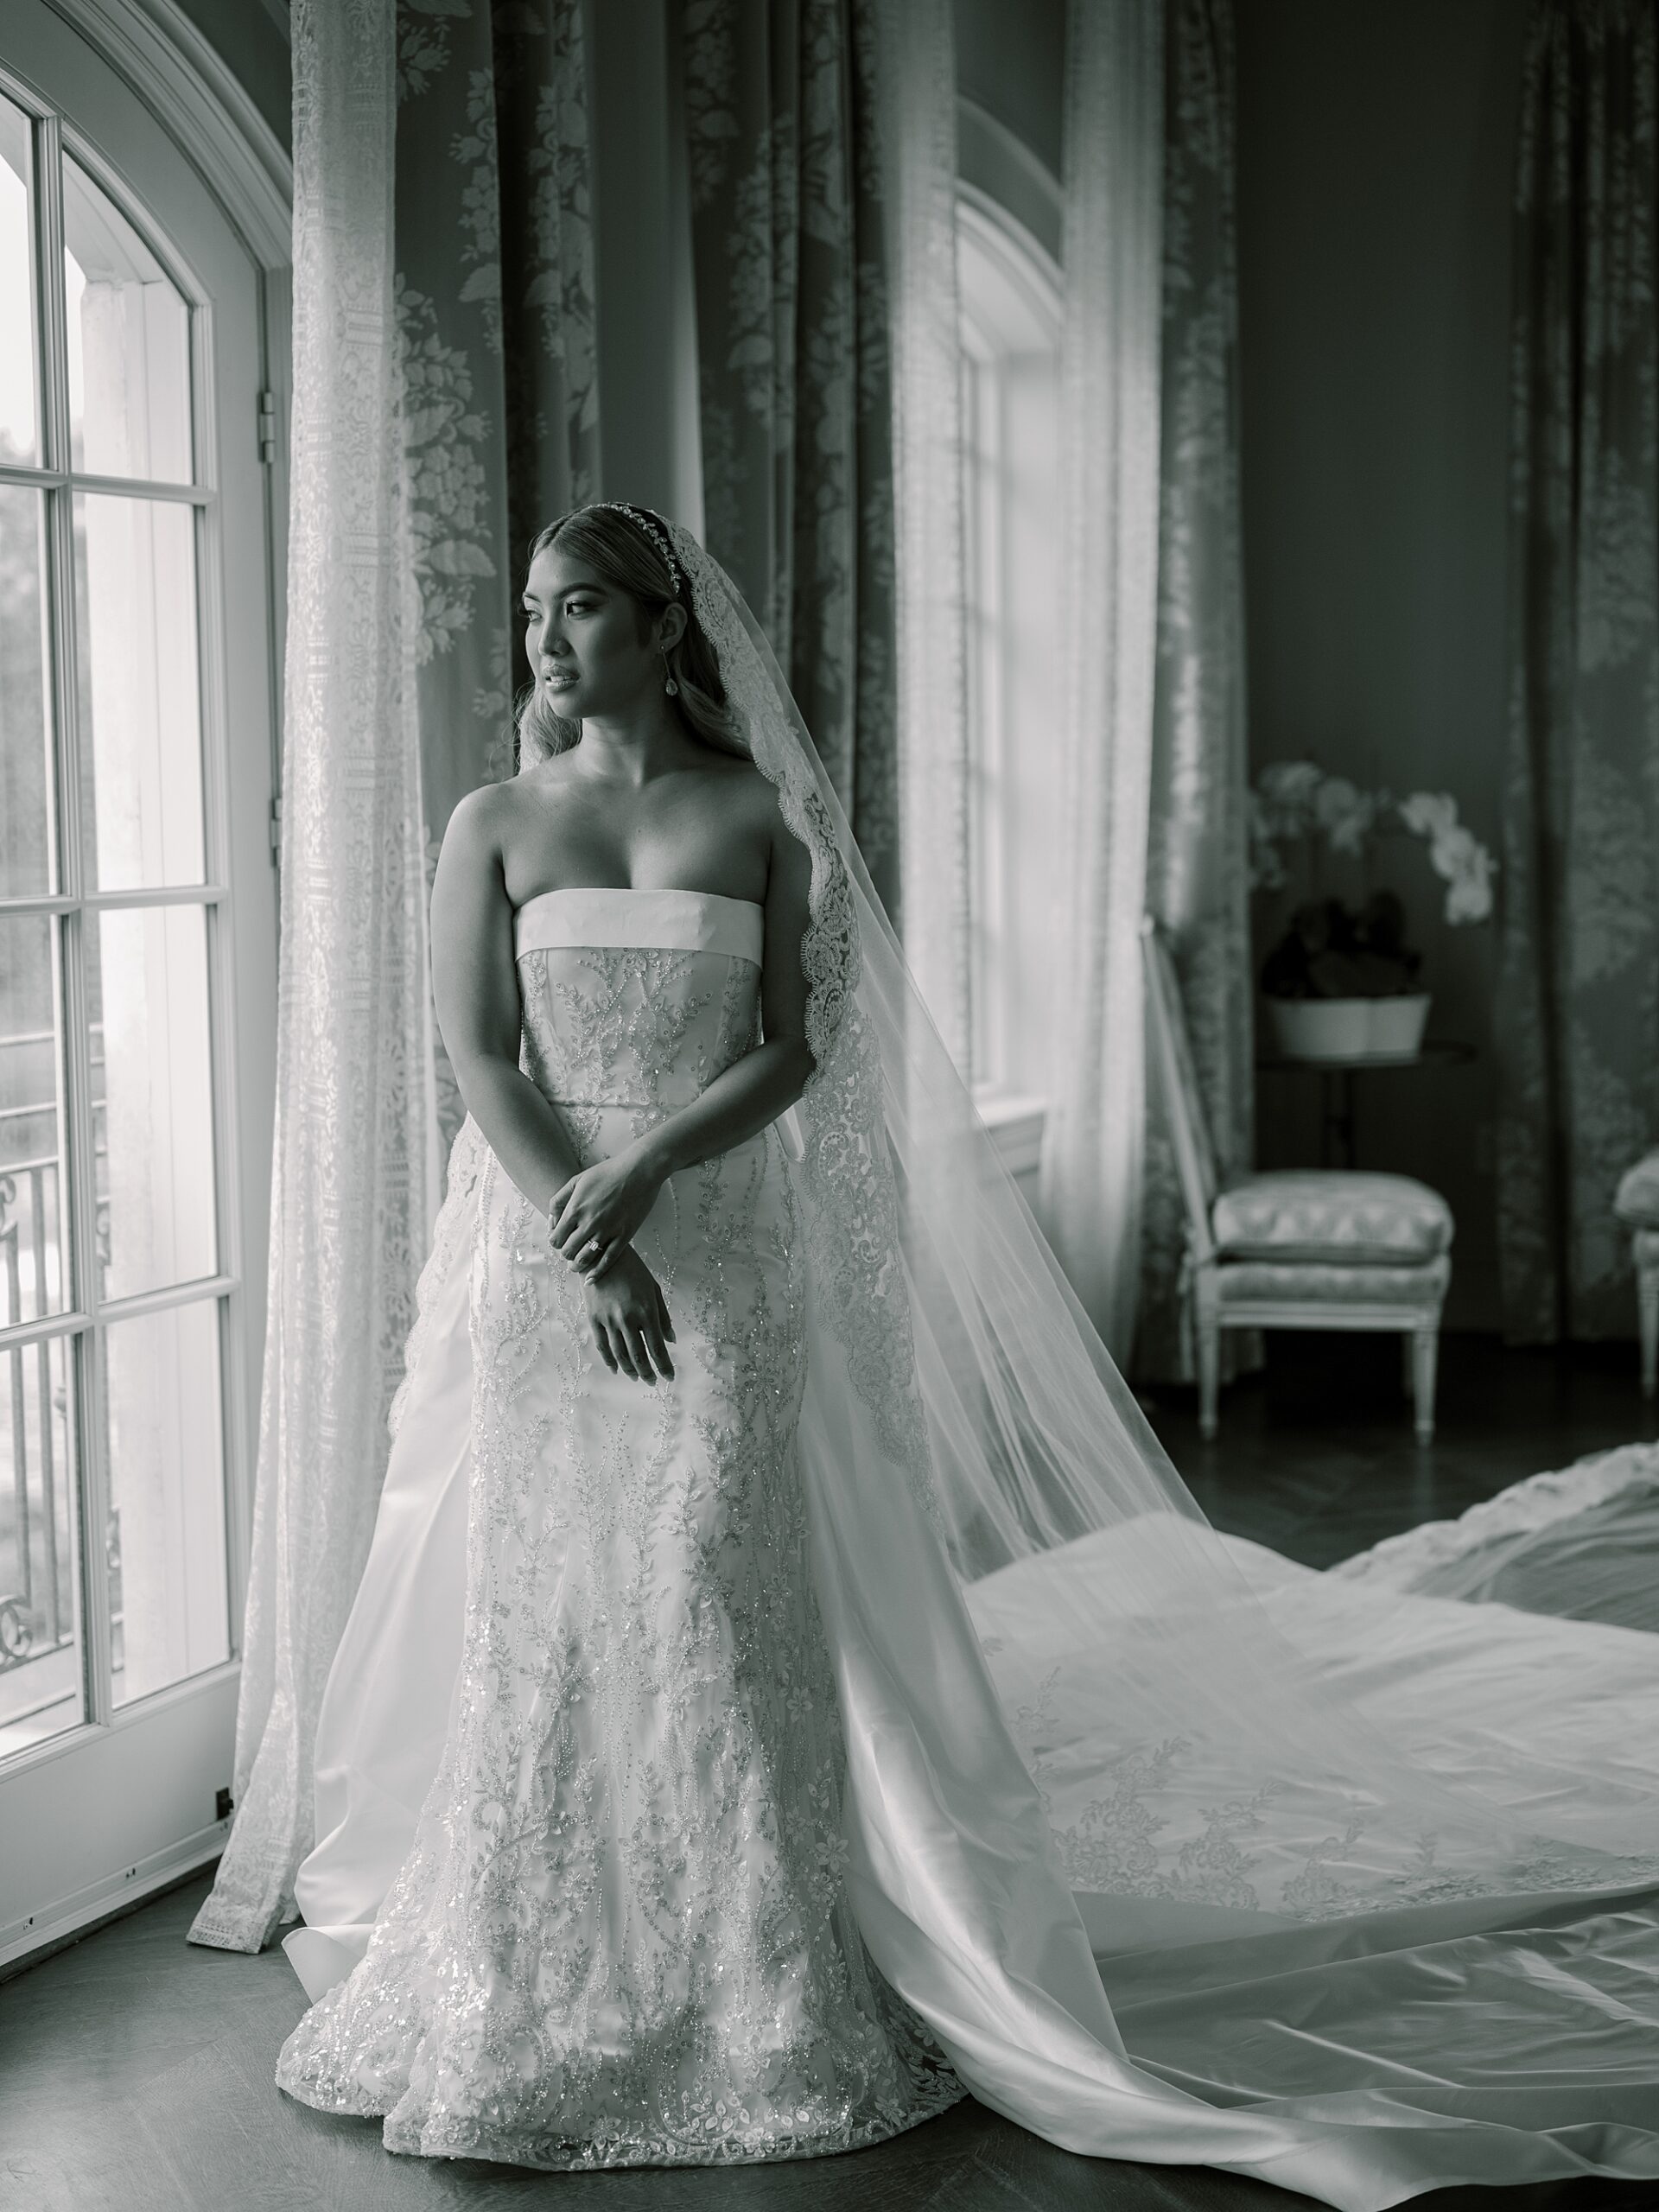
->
<box><xmin>191</xmin><ymin>0</ymin><xmax>597</xmax><ymax>1954</ymax></box>
<box><xmin>1135</xmin><ymin>0</ymin><xmax>1255</xmax><ymax>1383</ymax></box>
<box><xmin>395</xmin><ymin>0</ymin><xmax>598</xmax><ymax>1153</ymax></box>
<box><xmin>1498</xmin><ymin>0</ymin><xmax>1659</xmax><ymax>1343</ymax></box>
<box><xmin>682</xmin><ymin>0</ymin><xmax>902</xmax><ymax>921</ymax></box>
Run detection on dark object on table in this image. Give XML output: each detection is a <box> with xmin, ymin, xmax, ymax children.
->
<box><xmin>1260</xmin><ymin>893</ymin><xmax>1424</xmax><ymax>1001</ymax></box>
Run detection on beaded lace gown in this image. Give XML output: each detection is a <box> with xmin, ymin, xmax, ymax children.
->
<box><xmin>274</xmin><ymin>887</ymin><xmax>961</xmax><ymax>2164</ymax></box>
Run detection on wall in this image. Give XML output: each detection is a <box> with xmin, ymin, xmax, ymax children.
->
<box><xmin>1236</xmin><ymin>0</ymin><xmax>1527</xmax><ymax>1327</ymax></box>
<box><xmin>167</xmin><ymin>0</ymin><xmax>289</xmax><ymax>152</ymax></box>
<box><xmin>955</xmin><ymin>0</ymin><xmax>1064</xmax><ymax>180</ymax></box>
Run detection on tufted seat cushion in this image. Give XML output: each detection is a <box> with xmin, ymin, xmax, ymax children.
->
<box><xmin>1615</xmin><ymin>1149</ymin><xmax>1659</xmax><ymax>1228</ymax></box>
<box><xmin>1211</xmin><ymin>1172</ymin><xmax>1454</xmax><ymax>1266</ymax></box>
<box><xmin>1217</xmin><ymin>1255</ymin><xmax>1451</xmax><ymax>1306</ymax></box>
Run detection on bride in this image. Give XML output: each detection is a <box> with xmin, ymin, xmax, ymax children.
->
<box><xmin>274</xmin><ymin>504</ymin><xmax>1659</xmax><ymax>2208</ymax></box>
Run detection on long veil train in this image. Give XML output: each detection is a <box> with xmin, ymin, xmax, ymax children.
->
<box><xmin>289</xmin><ymin>523</ymin><xmax>1659</xmax><ymax>2212</ymax></box>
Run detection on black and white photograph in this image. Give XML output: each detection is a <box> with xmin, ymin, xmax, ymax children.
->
<box><xmin>1</xmin><ymin>2</ymin><xmax>1657</xmax><ymax>2208</ymax></box>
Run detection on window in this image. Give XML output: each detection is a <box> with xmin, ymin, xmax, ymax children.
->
<box><xmin>1</xmin><ymin>109</ymin><xmax>233</xmax><ymax>1758</ymax></box>
<box><xmin>0</xmin><ymin>0</ymin><xmax>280</xmax><ymax>1965</ymax></box>
<box><xmin>957</xmin><ymin>188</ymin><xmax>1063</xmax><ymax>1130</ymax></box>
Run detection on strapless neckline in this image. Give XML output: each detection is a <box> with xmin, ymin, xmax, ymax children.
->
<box><xmin>513</xmin><ymin>884</ymin><xmax>766</xmax><ymax>968</ymax></box>
<box><xmin>514</xmin><ymin>884</ymin><xmax>763</xmax><ymax>918</ymax></box>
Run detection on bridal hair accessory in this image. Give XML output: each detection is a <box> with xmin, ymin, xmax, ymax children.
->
<box><xmin>586</xmin><ymin>501</ymin><xmax>684</xmax><ymax>598</ymax></box>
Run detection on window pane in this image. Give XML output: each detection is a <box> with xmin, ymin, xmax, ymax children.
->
<box><xmin>63</xmin><ymin>155</ymin><xmax>191</xmax><ymax>483</ymax></box>
<box><xmin>74</xmin><ymin>493</ymin><xmax>206</xmax><ymax>890</ymax></box>
<box><xmin>0</xmin><ymin>1332</ymin><xmax>82</xmax><ymax>1758</ymax></box>
<box><xmin>88</xmin><ymin>905</ymin><xmax>217</xmax><ymax>1303</ymax></box>
<box><xmin>0</xmin><ymin>913</ymin><xmax>67</xmax><ymax>1324</ymax></box>
<box><xmin>105</xmin><ymin>1297</ymin><xmax>226</xmax><ymax>1708</ymax></box>
<box><xmin>0</xmin><ymin>97</ymin><xmax>38</xmax><ymax>467</ymax></box>
<box><xmin>0</xmin><ymin>485</ymin><xmax>53</xmax><ymax>899</ymax></box>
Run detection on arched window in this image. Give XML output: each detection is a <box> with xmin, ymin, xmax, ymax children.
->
<box><xmin>957</xmin><ymin>186</ymin><xmax>1062</xmax><ymax>1179</ymax></box>
<box><xmin>1</xmin><ymin>0</ymin><xmax>283</xmax><ymax>1962</ymax></box>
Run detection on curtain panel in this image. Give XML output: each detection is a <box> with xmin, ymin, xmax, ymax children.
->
<box><xmin>1037</xmin><ymin>0</ymin><xmax>1166</xmax><ymax>1368</ymax></box>
<box><xmin>193</xmin><ymin>0</ymin><xmax>598</xmax><ymax>1954</ymax></box>
<box><xmin>682</xmin><ymin>0</ymin><xmax>906</xmax><ymax>925</ymax></box>
<box><xmin>881</xmin><ymin>0</ymin><xmax>972</xmax><ymax>1072</ymax></box>
<box><xmin>1135</xmin><ymin>0</ymin><xmax>1254</xmax><ymax>1384</ymax></box>
<box><xmin>1498</xmin><ymin>0</ymin><xmax>1659</xmax><ymax>1343</ymax></box>
<box><xmin>394</xmin><ymin>0</ymin><xmax>599</xmax><ymax>1154</ymax></box>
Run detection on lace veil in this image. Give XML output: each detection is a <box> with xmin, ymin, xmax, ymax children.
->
<box><xmin>672</xmin><ymin>518</ymin><xmax>1659</xmax><ymax>1896</ymax></box>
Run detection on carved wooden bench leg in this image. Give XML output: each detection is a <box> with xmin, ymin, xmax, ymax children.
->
<box><xmin>1196</xmin><ymin>1267</ymin><xmax>1221</xmax><ymax>1440</ymax></box>
<box><xmin>1412</xmin><ymin>1324</ymin><xmax>1440</xmax><ymax>1445</ymax></box>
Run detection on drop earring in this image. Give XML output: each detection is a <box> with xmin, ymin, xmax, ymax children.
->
<box><xmin>662</xmin><ymin>645</ymin><xmax>679</xmax><ymax>698</ymax></box>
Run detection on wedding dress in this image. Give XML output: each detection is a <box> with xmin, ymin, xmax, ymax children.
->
<box><xmin>277</xmin><ymin>887</ymin><xmax>962</xmax><ymax>2159</ymax></box>
<box><xmin>275</xmin><ymin>524</ymin><xmax>1659</xmax><ymax>2209</ymax></box>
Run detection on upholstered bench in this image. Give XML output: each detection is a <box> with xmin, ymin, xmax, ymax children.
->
<box><xmin>1614</xmin><ymin>1149</ymin><xmax>1659</xmax><ymax>1399</ymax></box>
<box><xmin>1142</xmin><ymin>921</ymin><xmax>1455</xmax><ymax>1444</ymax></box>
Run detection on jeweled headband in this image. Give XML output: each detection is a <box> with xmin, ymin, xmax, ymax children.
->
<box><xmin>584</xmin><ymin>501</ymin><xmax>685</xmax><ymax>599</ymax></box>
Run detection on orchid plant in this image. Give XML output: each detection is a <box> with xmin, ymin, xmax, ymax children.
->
<box><xmin>1249</xmin><ymin>762</ymin><xmax>1497</xmax><ymax>1001</ymax></box>
<box><xmin>1249</xmin><ymin>761</ymin><xmax>1497</xmax><ymax>925</ymax></box>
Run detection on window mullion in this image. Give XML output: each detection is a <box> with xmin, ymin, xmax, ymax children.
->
<box><xmin>33</xmin><ymin>110</ymin><xmax>69</xmax><ymax>899</ymax></box>
<box><xmin>35</xmin><ymin>111</ymin><xmax>112</xmax><ymax>1732</ymax></box>
<box><xmin>190</xmin><ymin>364</ymin><xmax>251</xmax><ymax>1659</ymax></box>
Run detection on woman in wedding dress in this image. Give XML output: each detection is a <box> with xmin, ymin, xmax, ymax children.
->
<box><xmin>278</xmin><ymin>501</ymin><xmax>960</xmax><ymax>2158</ymax></box>
<box><xmin>276</xmin><ymin>505</ymin><xmax>1659</xmax><ymax>2208</ymax></box>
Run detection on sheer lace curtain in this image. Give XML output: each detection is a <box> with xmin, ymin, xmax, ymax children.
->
<box><xmin>1498</xmin><ymin>0</ymin><xmax>1659</xmax><ymax>1343</ymax></box>
<box><xmin>193</xmin><ymin>0</ymin><xmax>599</xmax><ymax>1953</ymax></box>
<box><xmin>881</xmin><ymin>0</ymin><xmax>973</xmax><ymax>1072</ymax></box>
<box><xmin>189</xmin><ymin>0</ymin><xmax>432</xmax><ymax>1953</ymax></box>
<box><xmin>1037</xmin><ymin>0</ymin><xmax>1166</xmax><ymax>1366</ymax></box>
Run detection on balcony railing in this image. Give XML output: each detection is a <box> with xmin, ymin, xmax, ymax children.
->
<box><xmin>1</xmin><ymin>1159</ymin><xmax>74</xmax><ymax>1669</ymax></box>
<box><xmin>1</xmin><ymin>1022</ymin><xmax>114</xmax><ymax>1735</ymax></box>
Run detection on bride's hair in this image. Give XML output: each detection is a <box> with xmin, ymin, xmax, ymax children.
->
<box><xmin>512</xmin><ymin>505</ymin><xmax>750</xmax><ymax>770</ymax></box>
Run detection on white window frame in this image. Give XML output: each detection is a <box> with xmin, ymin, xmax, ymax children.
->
<box><xmin>957</xmin><ymin>185</ymin><xmax>1063</xmax><ymax>1192</ymax></box>
<box><xmin>0</xmin><ymin>0</ymin><xmax>288</xmax><ymax>1973</ymax></box>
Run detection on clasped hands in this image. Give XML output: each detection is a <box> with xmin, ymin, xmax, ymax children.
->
<box><xmin>549</xmin><ymin>1143</ymin><xmax>676</xmax><ymax>1386</ymax></box>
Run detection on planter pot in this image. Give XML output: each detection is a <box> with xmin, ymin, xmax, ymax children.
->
<box><xmin>1267</xmin><ymin>994</ymin><xmax>1433</xmax><ymax>1061</ymax></box>
<box><xmin>1366</xmin><ymin>993</ymin><xmax>1431</xmax><ymax>1057</ymax></box>
<box><xmin>1268</xmin><ymin>998</ymin><xmax>1371</xmax><ymax>1059</ymax></box>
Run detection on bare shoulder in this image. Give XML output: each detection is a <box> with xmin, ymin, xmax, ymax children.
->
<box><xmin>726</xmin><ymin>758</ymin><xmax>810</xmax><ymax>877</ymax></box>
<box><xmin>434</xmin><ymin>780</ymin><xmax>515</xmax><ymax>901</ymax></box>
<box><xmin>715</xmin><ymin>754</ymin><xmax>788</xmax><ymax>826</ymax></box>
<box><xmin>685</xmin><ymin>752</ymin><xmax>787</xmax><ymax>836</ymax></box>
<box><xmin>671</xmin><ymin>750</ymin><xmax>784</xmax><ymax>842</ymax></box>
<box><xmin>446</xmin><ymin>776</ymin><xmax>515</xmax><ymax>844</ymax></box>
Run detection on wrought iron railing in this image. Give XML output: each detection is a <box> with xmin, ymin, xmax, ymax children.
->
<box><xmin>1</xmin><ymin>1024</ymin><xmax>111</xmax><ymax>1712</ymax></box>
<box><xmin>1</xmin><ymin>1158</ymin><xmax>74</xmax><ymax>1682</ymax></box>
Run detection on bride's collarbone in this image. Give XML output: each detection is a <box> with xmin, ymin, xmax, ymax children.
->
<box><xmin>500</xmin><ymin>777</ymin><xmax>772</xmax><ymax>910</ymax></box>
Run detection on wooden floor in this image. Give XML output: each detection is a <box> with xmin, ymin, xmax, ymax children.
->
<box><xmin>3</xmin><ymin>1334</ymin><xmax>1656</xmax><ymax>2212</ymax></box>
<box><xmin>1153</xmin><ymin>1326</ymin><xmax>1659</xmax><ymax>1567</ymax></box>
